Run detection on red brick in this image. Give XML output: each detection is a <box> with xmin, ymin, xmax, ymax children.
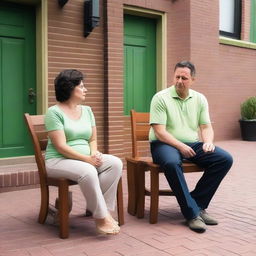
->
<box><xmin>0</xmin><ymin>174</ymin><xmax>4</xmax><ymax>187</ymax></box>
<box><xmin>4</xmin><ymin>173</ymin><xmax>11</xmax><ymax>187</ymax></box>
<box><xmin>18</xmin><ymin>172</ymin><xmax>24</xmax><ymax>186</ymax></box>
<box><xmin>23</xmin><ymin>172</ymin><xmax>29</xmax><ymax>186</ymax></box>
<box><xmin>11</xmin><ymin>173</ymin><xmax>17</xmax><ymax>187</ymax></box>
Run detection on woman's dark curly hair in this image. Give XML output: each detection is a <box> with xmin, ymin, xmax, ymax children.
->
<box><xmin>54</xmin><ymin>69</ymin><xmax>84</xmax><ymax>102</ymax></box>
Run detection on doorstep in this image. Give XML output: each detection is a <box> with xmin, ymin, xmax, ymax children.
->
<box><xmin>0</xmin><ymin>156</ymin><xmax>39</xmax><ymax>193</ymax></box>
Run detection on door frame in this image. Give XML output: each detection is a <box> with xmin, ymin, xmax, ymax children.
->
<box><xmin>5</xmin><ymin>0</ymin><xmax>48</xmax><ymax>114</ymax></box>
<box><xmin>124</xmin><ymin>5</ymin><xmax>167</xmax><ymax>91</ymax></box>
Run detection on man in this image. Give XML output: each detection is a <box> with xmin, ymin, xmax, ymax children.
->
<box><xmin>149</xmin><ymin>61</ymin><xmax>233</xmax><ymax>233</ymax></box>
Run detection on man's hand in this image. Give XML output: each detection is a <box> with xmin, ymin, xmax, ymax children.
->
<box><xmin>178</xmin><ymin>144</ymin><xmax>196</xmax><ymax>158</ymax></box>
<box><xmin>202</xmin><ymin>142</ymin><xmax>215</xmax><ymax>153</ymax></box>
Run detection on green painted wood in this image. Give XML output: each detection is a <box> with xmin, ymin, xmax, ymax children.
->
<box><xmin>0</xmin><ymin>2</ymin><xmax>36</xmax><ymax>158</ymax></box>
<box><xmin>250</xmin><ymin>0</ymin><xmax>256</xmax><ymax>43</ymax></box>
<box><xmin>124</xmin><ymin>15</ymin><xmax>156</xmax><ymax>115</ymax></box>
<box><xmin>2</xmin><ymin>38</ymin><xmax>25</xmax><ymax>146</ymax></box>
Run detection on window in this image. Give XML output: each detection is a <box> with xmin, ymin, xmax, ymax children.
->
<box><xmin>219</xmin><ymin>0</ymin><xmax>241</xmax><ymax>39</ymax></box>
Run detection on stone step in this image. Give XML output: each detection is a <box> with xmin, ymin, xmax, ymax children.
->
<box><xmin>0</xmin><ymin>163</ymin><xmax>40</xmax><ymax>192</ymax></box>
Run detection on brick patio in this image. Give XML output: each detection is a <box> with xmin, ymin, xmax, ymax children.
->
<box><xmin>0</xmin><ymin>140</ymin><xmax>256</xmax><ymax>256</ymax></box>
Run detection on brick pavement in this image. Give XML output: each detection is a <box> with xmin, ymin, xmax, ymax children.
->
<box><xmin>0</xmin><ymin>140</ymin><xmax>256</xmax><ymax>256</ymax></box>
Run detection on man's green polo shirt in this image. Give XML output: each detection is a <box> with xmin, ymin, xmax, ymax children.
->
<box><xmin>149</xmin><ymin>85</ymin><xmax>211</xmax><ymax>143</ymax></box>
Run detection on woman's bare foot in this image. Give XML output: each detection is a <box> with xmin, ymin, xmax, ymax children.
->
<box><xmin>95</xmin><ymin>216</ymin><xmax>120</xmax><ymax>235</ymax></box>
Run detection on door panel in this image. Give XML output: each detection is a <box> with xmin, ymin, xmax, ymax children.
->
<box><xmin>2</xmin><ymin>38</ymin><xmax>24</xmax><ymax>147</ymax></box>
<box><xmin>124</xmin><ymin>15</ymin><xmax>156</xmax><ymax>115</ymax></box>
<box><xmin>0</xmin><ymin>2</ymin><xmax>36</xmax><ymax>158</ymax></box>
<box><xmin>124</xmin><ymin>45</ymin><xmax>146</xmax><ymax>112</ymax></box>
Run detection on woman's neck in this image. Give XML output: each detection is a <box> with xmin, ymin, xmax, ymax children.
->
<box><xmin>58</xmin><ymin>100</ymin><xmax>79</xmax><ymax>110</ymax></box>
<box><xmin>57</xmin><ymin>101</ymin><xmax>82</xmax><ymax>120</ymax></box>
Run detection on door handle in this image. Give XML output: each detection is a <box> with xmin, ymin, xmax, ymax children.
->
<box><xmin>28</xmin><ymin>88</ymin><xmax>36</xmax><ymax>104</ymax></box>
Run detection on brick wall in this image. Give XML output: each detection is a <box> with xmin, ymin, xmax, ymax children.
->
<box><xmin>0</xmin><ymin>164</ymin><xmax>39</xmax><ymax>192</ymax></box>
<box><xmin>241</xmin><ymin>0</ymin><xmax>251</xmax><ymax>41</ymax></box>
<box><xmin>167</xmin><ymin>0</ymin><xmax>191</xmax><ymax>76</ymax></box>
<box><xmin>190</xmin><ymin>0</ymin><xmax>256</xmax><ymax>140</ymax></box>
<box><xmin>2</xmin><ymin>0</ymin><xmax>254</xmax><ymax>191</ymax></box>
<box><xmin>216</xmin><ymin>44</ymin><xmax>256</xmax><ymax>140</ymax></box>
<box><xmin>103</xmin><ymin>0</ymin><xmax>125</xmax><ymax>157</ymax></box>
<box><xmin>47</xmin><ymin>0</ymin><xmax>256</xmax><ymax>164</ymax></box>
<box><xmin>48</xmin><ymin>0</ymin><xmax>105</xmax><ymax>152</ymax></box>
<box><xmin>105</xmin><ymin>0</ymin><xmax>194</xmax><ymax>160</ymax></box>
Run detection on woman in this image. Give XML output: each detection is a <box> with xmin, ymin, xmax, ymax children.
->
<box><xmin>45</xmin><ymin>69</ymin><xmax>122</xmax><ymax>235</ymax></box>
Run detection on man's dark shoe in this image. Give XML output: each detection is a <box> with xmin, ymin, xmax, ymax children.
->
<box><xmin>188</xmin><ymin>216</ymin><xmax>206</xmax><ymax>233</ymax></box>
<box><xmin>200</xmin><ymin>210</ymin><xmax>218</xmax><ymax>225</ymax></box>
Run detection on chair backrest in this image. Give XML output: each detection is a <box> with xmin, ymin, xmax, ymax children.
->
<box><xmin>24</xmin><ymin>113</ymin><xmax>48</xmax><ymax>185</ymax></box>
<box><xmin>130</xmin><ymin>109</ymin><xmax>150</xmax><ymax>158</ymax></box>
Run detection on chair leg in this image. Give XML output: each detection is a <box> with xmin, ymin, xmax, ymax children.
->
<box><xmin>136</xmin><ymin>163</ymin><xmax>146</xmax><ymax>219</ymax></box>
<box><xmin>127</xmin><ymin>161</ymin><xmax>137</xmax><ymax>216</ymax></box>
<box><xmin>38</xmin><ymin>185</ymin><xmax>49</xmax><ymax>224</ymax></box>
<box><xmin>58</xmin><ymin>180</ymin><xmax>69</xmax><ymax>239</ymax></box>
<box><xmin>117</xmin><ymin>178</ymin><xmax>124</xmax><ymax>225</ymax></box>
<box><xmin>55</xmin><ymin>191</ymin><xmax>73</xmax><ymax>213</ymax></box>
<box><xmin>150</xmin><ymin>167</ymin><xmax>159</xmax><ymax>224</ymax></box>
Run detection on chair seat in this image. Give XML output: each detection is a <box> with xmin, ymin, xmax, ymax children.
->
<box><xmin>126</xmin><ymin>156</ymin><xmax>202</xmax><ymax>172</ymax></box>
<box><xmin>47</xmin><ymin>177</ymin><xmax>77</xmax><ymax>186</ymax></box>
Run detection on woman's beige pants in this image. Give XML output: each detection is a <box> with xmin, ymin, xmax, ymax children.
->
<box><xmin>45</xmin><ymin>154</ymin><xmax>122</xmax><ymax>219</ymax></box>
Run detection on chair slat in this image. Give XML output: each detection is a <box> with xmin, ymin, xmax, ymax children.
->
<box><xmin>39</xmin><ymin>140</ymin><xmax>48</xmax><ymax>151</ymax></box>
<box><xmin>29</xmin><ymin>115</ymin><xmax>45</xmax><ymax>125</ymax></box>
<box><xmin>136</xmin><ymin>125</ymin><xmax>150</xmax><ymax>131</ymax></box>
<box><xmin>136</xmin><ymin>131</ymin><xmax>149</xmax><ymax>141</ymax></box>
<box><xmin>134</xmin><ymin>112</ymin><xmax>150</xmax><ymax>123</ymax></box>
<box><xmin>37</xmin><ymin>131</ymin><xmax>48</xmax><ymax>141</ymax></box>
<box><xmin>135</xmin><ymin>121</ymin><xmax>150</xmax><ymax>142</ymax></box>
<box><xmin>34</xmin><ymin>125</ymin><xmax>46</xmax><ymax>132</ymax></box>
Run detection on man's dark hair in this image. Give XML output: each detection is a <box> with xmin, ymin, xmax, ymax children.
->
<box><xmin>174</xmin><ymin>61</ymin><xmax>196</xmax><ymax>77</ymax></box>
<box><xmin>54</xmin><ymin>69</ymin><xmax>84</xmax><ymax>102</ymax></box>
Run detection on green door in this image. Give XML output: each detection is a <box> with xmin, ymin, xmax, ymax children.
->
<box><xmin>0</xmin><ymin>2</ymin><xmax>36</xmax><ymax>158</ymax></box>
<box><xmin>124</xmin><ymin>14</ymin><xmax>156</xmax><ymax>115</ymax></box>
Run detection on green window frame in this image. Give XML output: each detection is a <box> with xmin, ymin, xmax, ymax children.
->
<box><xmin>250</xmin><ymin>0</ymin><xmax>256</xmax><ymax>43</ymax></box>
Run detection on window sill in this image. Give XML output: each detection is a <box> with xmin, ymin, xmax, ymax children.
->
<box><xmin>219</xmin><ymin>36</ymin><xmax>256</xmax><ymax>50</ymax></box>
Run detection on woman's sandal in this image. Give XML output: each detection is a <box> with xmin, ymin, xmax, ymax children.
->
<box><xmin>96</xmin><ymin>224</ymin><xmax>120</xmax><ymax>235</ymax></box>
<box><xmin>96</xmin><ymin>215</ymin><xmax>120</xmax><ymax>235</ymax></box>
<box><xmin>86</xmin><ymin>211</ymin><xmax>118</xmax><ymax>226</ymax></box>
<box><xmin>108</xmin><ymin>215</ymin><xmax>119</xmax><ymax>226</ymax></box>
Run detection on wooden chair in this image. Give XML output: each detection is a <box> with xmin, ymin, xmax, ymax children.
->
<box><xmin>126</xmin><ymin>109</ymin><xmax>204</xmax><ymax>224</ymax></box>
<box><xmin>24</xmin><ymin>113</ymin><xmax>124</xmax><ymax>238</ymax></box>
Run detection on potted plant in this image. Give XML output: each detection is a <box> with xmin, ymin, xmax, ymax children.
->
<box><xmin>239</xmin><ymin>96</ymin><xmax>256</xmax><ymax>141</ymax></box>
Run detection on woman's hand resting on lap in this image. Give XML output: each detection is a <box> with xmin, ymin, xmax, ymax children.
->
<box><xmin>86</xmin><ymin>151</ymin><xmax>103</xmax><ymax>167</ymax></box>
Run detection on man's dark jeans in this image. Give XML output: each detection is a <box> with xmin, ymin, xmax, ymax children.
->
<box><xmin>150</xmin><ymin>141</ymin><xmax>233</xmax><ymax>220</ymax></box>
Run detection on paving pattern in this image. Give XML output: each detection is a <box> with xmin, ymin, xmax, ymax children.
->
<box><xmin>0</xmin><ymin>140</ymin><xmax>256</xmax><ymax>256</ymax></box>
